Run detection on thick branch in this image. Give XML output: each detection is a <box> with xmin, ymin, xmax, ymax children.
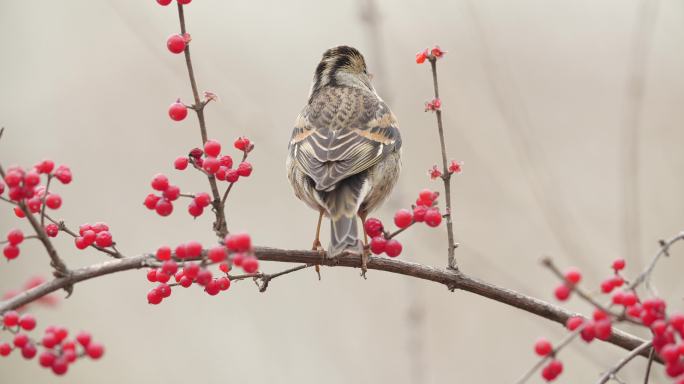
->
<box><xmin>0</xmin><ymin>247</ymin><xmax>653</xmax><ymax>360</ymax></box>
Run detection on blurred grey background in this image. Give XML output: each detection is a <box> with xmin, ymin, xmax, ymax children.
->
<box><xmin>1</xmin><ymin>0</ymin><xmax>683</xmax><ymax>383</ymax></box>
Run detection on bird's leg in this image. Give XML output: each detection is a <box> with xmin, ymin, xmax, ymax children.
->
<box><xmin>358</xmin><ymin>210</ymin><xmax>370</xmax><ymax>278</ymax></box>
<box><xmin>312</xmin><ymin>209</ymin><xmax>324</xmax><ymax>280</ymax></box>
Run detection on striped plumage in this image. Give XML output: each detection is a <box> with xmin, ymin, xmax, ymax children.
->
<box><xmin>287</xmin><ymin>46</ymin><xmax>402</xmax><ymax>259</ymax></box>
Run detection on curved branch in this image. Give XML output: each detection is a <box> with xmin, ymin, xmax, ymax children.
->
<box><xmin>0</xmin><ymin>247</ymin><xmax>654</xmax><ymax>361</ymax></box>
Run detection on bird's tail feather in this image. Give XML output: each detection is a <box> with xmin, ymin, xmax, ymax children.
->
<box><xmin>321</xmin><ymin>174</ymin><xmax>365</xmax><ymax>256</ymax></box>
<box><xmin>330</xmin><ymin>214</ymin><xmax>361</xmax><ymax>256</ymax></box>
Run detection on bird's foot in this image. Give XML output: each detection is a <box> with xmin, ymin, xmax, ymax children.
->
<box><xmin>312</xmin><ymin>239</ymin><xmax>324</xmax><ymax>280</ymax></box>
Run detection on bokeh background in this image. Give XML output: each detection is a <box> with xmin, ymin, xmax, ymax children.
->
<box><xmin>1</xmin><ymin>0</ymin><xmax>683</xmax><ymax>382</ymax></box>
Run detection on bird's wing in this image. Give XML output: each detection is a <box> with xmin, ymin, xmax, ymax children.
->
<box><xmin>289</xmin><ymin>87</ymin><xmax>401</xmax><ymax>192</ymax></box>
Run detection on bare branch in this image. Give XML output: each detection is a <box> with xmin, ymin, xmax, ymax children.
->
<box><xmin>596</xmin><ymin>341</ymin><xmax>652</xmax><ymax>384</ymax></box>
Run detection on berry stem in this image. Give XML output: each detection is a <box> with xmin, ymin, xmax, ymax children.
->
<box><xmin>39</xmin><ymin>174</ymin><xmax>52</xmax><ymax>227</ymax></box>
<box><xmin>427</xmin><ymin>57</ymin><xmax>457</xmax><ymax>270</ymax></box>
<box><xmin>175</xmin><ymin>3</ymin><xmax>227</xmax><ymax>238</ymax></box>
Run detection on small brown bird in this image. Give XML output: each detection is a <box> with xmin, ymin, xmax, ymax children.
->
<box><xmin>286</xmin><ymin>46</ymin><xmax>401</xmax><ymax>272</ymax></box>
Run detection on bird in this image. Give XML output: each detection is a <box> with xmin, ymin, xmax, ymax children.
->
<box><xmin>286</xmin><ymin>45</ymin><xmax>402</xmax><ymax>275</ymax></box>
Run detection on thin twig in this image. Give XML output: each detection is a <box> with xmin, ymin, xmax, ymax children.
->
<box><xmin>427</xmin><ymin>57</ymin><xmax>457</xmax><ymax>270</ymax></box>
<box><xmin>595</xmin><ymin>341</ymin><xmax>652</xmax><ymax>384</ymax></box>
<box><xmin>43</xmin><ymin>214</ymin><xmax>122</xmax><ymax>258</ymax></box>
<box><xmin>39</xmin><ymin>174</ymin><xmax>52</xmax><ymax>226</ymax></box>
<box><xmin>629</xmin><ymin>232</ymin><xmax>684</xmax><ymax>290</ymax></box>
<box><xmin>643</xmin><ymin>347</ymin><xmax>655</xmax><ymax>384</ymax></box>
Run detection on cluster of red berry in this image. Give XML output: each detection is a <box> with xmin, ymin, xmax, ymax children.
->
<box><xmin>534</xmin><ymin>258</ymin><xmax>684</xmax><ymax>382</ymax></box>
<box><xmin>0</xmin><ymin>311</ymin><xmax>103</xmax><ymax>375</ymax></box>
<box><xmin>146</xmin><ymin>233</ymin><xmax>258</xmax><ymax>304</ymax></box>
<box><xmin>364</xmin><ymin>189</ymin><xmax>443</xmax><ymax>258</ymax></box>
<box><xmin>74</xmin><ymin>222</ymin><xmax>115</xmax><ymax>250</ymax></box>
<box><xmin>415</xmin><ymin>45</ymin><xmax>446</xmax><ymax>64</ymax></box>
<box><xmin>429</xmin><ymin>160</ymin><xmax>462</xmax><ymax>180</ymax></box>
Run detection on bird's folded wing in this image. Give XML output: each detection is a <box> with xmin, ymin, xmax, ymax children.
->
<box><xmin>289</xmin><ymin>89</ymin><xmax>401</xmax><ymax>192</ymax></box>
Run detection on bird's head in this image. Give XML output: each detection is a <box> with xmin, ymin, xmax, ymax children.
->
<box><xmin>310</xmin><ymin>46</ymin><xmax>374</xmax><ymax>95</ymax></box>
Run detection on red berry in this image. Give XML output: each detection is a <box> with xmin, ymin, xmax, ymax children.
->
<box><xmin>157</xmin><ymin>0</ymin><xmax>172</xmax><ymax>5</ymax></box>
<box><xmin>652</xmin><ymin>320</ymin><xmax>668</xmax><ymax>336</ymax></box>
<box><xmin>163</xmin><ymin>185</ymin><xmax>181</xmax><ymax>201</ymax></box>
<box><xmin>146</xmin><ymin>269</ymin><xmax>158</xmax><ymax>282</ymax></box>
<box><xmin>594</xmin><ymin>319</ymin><xmax>612</xmax><ymax>340</ymax></box>
<box><xmin>225</xmin><ymin>169</ymin><xmax>239</xmax><ymax>182</ymax></box>
<box><xmin>369</xmin><ymin>236</ymin><xmax>387</xmax><ymax>255</ymax></box>
<box><xmin>208</xmin><ymin>246</ymin><xmax>227</xmax><ymax>263</ymax></box>
<box><xmin>74</xmin><ymin>237</ymin><xmax>88</xmax><ymax>250</ymax></box>
<box><xmin>566</xmin><ymin>316</ymin><xmax>584</xmax><ymax>331</ymax></box>
<box><xmin>183</xmin><ymin>262</ymin><xmax>200</xmax><ymax>279</ymax></box>
<box><xmin>52</xmin><ymin>358</ymin><xmax>68</xmax><ymax>375</ymax></box>
<box><xmin>174</xmin><ymin>244</ymin><xmax>188</xmax><ymax>259</ymax></box>
<box><xmin>18</xmin><ymin>314</ymin><xmax>36</xmax><ymax>331</ymax></box>
<box><xmin>418</xmin><ymin>189</ymin><xmax>436</xmax><ymax>204</ymax></box>
<box><xmin>147</xmin><ymin>289</ymin><xmax>163</xmax><ymax>305</ymax></box>
<box><xmin>534</xmin><ymin>338</ymin><xmax>552</xmax><ymax>356</ymax></box>
<box><xmin>194</xmin><ymin>192</ymin><xmax>211</xmax><ymax>207</ymax></box>
<box><xmin>155</xmin><ymin>199</ymin><xmax>174</xmax><ymax>217</ymax></box>
<box><xmin>179</xmin><ymin>276</ymin><xmax>193</xmax><ymax>288</ymax></box>
<box><xmin>393</xmin><ymin>209</ymin><xmax>412</xmax><ymax>229</ymax></box>
<box><xmin>156</xmin><ymin>246</ymin><xmax>171</xmax><ymax>261</ymax></box>
<box><xmin>0</xmin><ymin>343</ymin><xmax>10</xmax><ymax>356</ymax></box>
<box><xmin>622</xmin><ymin>291</ymin><xmax>637</xmax><ymax>306</ymax></box>
<box><xmin>36</xmin><ymin>160</ymin><xmax>55</xmax><ymax>174</ymax></box>
<box><xmin>21</xmin><ymin>343</ymin><xmax>37</xmax><ymax>359</ymax></box>
<box><xmin>203</xmin><ymin>157</ymin><xmax>220</xmax><ymax>174</ymax></box>
<box><xmin>225</xmin><ymin>232</ymin><xmax>251</xmax><ymax>252</ymax></box>
<box><xmin>168</xmin><ymin>101</ymin><xmax>188</xmax><ymax>121</ymax></box>
<box><xmin>185</xmin><ymin>241</ymin><xmax>203</xmax><ymax>258</ymax></box>
<box><xmin>412</xmin><ymin>206</ymin><xmax>427</xmax><ymax>222</ymax></box>
<box><xmin>82</xmin><ymin>230</ymin><xmax>96</xmax><ymax>245</ymax></box>
<box><xmin>232</xmin><ymin>253</ymin><xmax>245</xmax><ymax>267</ymax></box>
<box><xmin>3</xmin><ymin>244</ymin><xmax>19</xmax><ymax>260</ymax></box>
<box><xmin>53</xmin><ymin>165</ymin><xmax>72</xmax><ymax>184</ymax></box>
<box><xmin>174</xmin><ymin>156</ymin><xmax>189</xmax><ymax>170</ymax></box>
<box><xmin>95</xmin><ymin>231</ymin><xmax>113</xmax><ymax>247</ymax></box>
<box><xmin>13</xmin><ymin>333</ymin><xmax>29</xmax><ymax>348</ymax></box>
<box><xmin>204</xmin><ymin>279</ymin><xmax>221</xmax><ymax>296</ymax></box>
<box><xmin>45</xmin><ymin>194</ymin><xmax>62</xmax><ymax>209</ymax></box>
<box><xmin>39</xmin><ymin>351</ymin><xmax>56</xmax><ymax>367</ymax></box>
<box><xmin>204</xmin><ymin>139</ymin><xmax>221</xmax><ymax>157</ymax></box>
<box><xmin>155</xmin><ymin>271</ymin><xmax>170</xmax><ymax>283</ymax></box>
<box><xmin>385</xmin><ymin>239</ymin><xmax>402</xmax><ymax>257</ymax></box>
<box><xmin>195</xmin><ymin>269</ymin><xmax>213</xmax><ymax>286</ymax></box>
<box><xmin>3</xmin><ymin>310</ymin><xmax>19</xmax><ymax>327</ymax></box>
<box><xmin>219</xmin><ymin>262</ymin><xmax>230</xmax><ymax>273</ymax></box>
<box><xmin>581</xmin><ymin>322</ymin><xmax>596</xmax><ymax>342</ymax></box>
<box><xmin>41</xmin><ymin>332</ymin><xmax>57</xmax><ymax>348</ymax></box>
<box><xmin>144</xmin><ymin>193</ymin><xmax>160</xmax><ymax>210</ymax></box>
<box><xmin>242</xmin><ymin>257</ymin><xmax>259</xmax><ymax>273</ymax></box>
<box><xmin>188</xmin><ymin>201</ymin><xmax>204</xmax><ymax>217</ymax></box>
<box><xmin>612</xmin><ymin>258</ymin><xmax>626</xmax><ymax>271</ymax></box>
<box><xmin>661</xmin><ymin>344</ymin><xmax>680</xmax><ymax>362</ymax></box>
<box><xmin>151</xmin><ymin>173</ymin><xmax>169</xmax><ymax>191</ymax></box>
<box><xmin>218</xmin><ymin>276</ymin><xmax>231</xmax><ymax>291</ymax></box>
<box><xmin>600</xmin><ymin>279</ymin><xmax>615</xmax><ymax>293</ymax></box>
<box><xmin>554</xmin><ymin>284</ymin><xmax>571</xmax><ymax>301</ymax></box>
<box><xmin>24</xmin><ymin>171</ymin><xmax>40</xmax><ymax>187</ymax></box>
<box><xmin>161</xmin><ymin>260</ymin><xmax>178</xmax><ymax>275</ymax></box>
<box><xmin>563</xmin><ymin>267</ymin><xmax>582</xmax><ymax>284</ymax></box>
<box><xmin>234</xmin><ymin>136</ymin><xmax>251</xmax><ymax>151</ymax></box>
<box><xmin>86</xmin><ymin>342</ymin><xmax>104</xmax><ymax>359</ymax></box>
<box><xmin>364</xmin><ymin>218</ymin><xmax>384</xmax><ymax>238</ymax></box>
<box><xmin>7</xmin><ymin>229</ymin><xmax>24</xmax><ymax>245</ymax></box>
<box><xmin>219</xmin><ymin>155</ymin><xmax>233</xmax><ymax>168</ymax></box>
<box><xmin>237</xmin><ymin>162</ymin><xmax>253</xmax><ymax>177</ymax></box>
<box><xmin>424</xmin><ymin>208</ymin><xmax>442</xmax><ymax>227</ymax></box>
<box><xmin>45</xmin><ymin>223</ymin><xmax>59</xmax><ymax>237</ymax></box>
<box><xmin>76</xmin><ymin>331</ymin><xmax>91</xmax><ymax>347</ymax></box>
<box><xmin>54</xmin><ymin>327</ymin><xmax>68</xmax><ymax>342</ymax></box>
<box><xmin>166</xmin><ymin>34</ymin><xmax>186</xmax><ymax>54</ymax></box>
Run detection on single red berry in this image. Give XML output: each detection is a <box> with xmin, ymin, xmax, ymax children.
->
<box><xmin>151</xmin><ymin>173</ymin><xmax>169</xmax><ymax>191</ymax></box>
<box><xmin>0</xmin><ymin>343</ymin><xmax>10</xmax><ymax>356</ymax></box>
<box><xmin>369</xmin><ymin>236</ymin><xmax>387</xmax><ymax>255</ymax></box>
<box><xmin>45</xmin><ymin>223</ymin><xmax>59</xmax><ymax>237</ymax></box>
<box><xmin>18</xmin><ymin>314</ymin><xmax>36</xmax><ymax>331</ymax></box>
<box><xmin>424</xmin><ymin>208</ymin><xmax>442</xmax><ymax>227</ymax></box>
<box><xmin>13</xmin><ymin>206</ymin><xmax>25</xmax><ymax>218</ymax></box>
<box><xmin>612</xmin><ymin>258</ymin><xmax>626</xmax><ymax>271</ymax></box>
<box><xmin>52</xmin><ymin>358</ymin><xmax>69</xmax><ymax>375</ymax></box>
<box><xmin>24</xmin><ymin>171</ymin><xmax>40</xmax><ymax>187</ymax></box>
<box><xmin>364</xmin><ymin>218</ymin><xmax>384</xmax><ymax>238</ymax></box>
<box><xmin>412</xmin><ymin>206</ymin><xmax>428</xmax><ymax>222</ymax></box>
<box><xmin>219</xmin><ymin>262</ymin><xmax>230</xmax><ymax>273</ymax></box>
<box><xmin>147</xmin><ymin>289</ymin><xmax>163</xmax><ymax>305</ymax></box>
<box><xmin>53</xmin><ymin>165</ymin><xmax>72</xmax><ymax>184</ymax></box>
<box><xmin>385</xmin><ymin>239</ymin><xmax>402</xmax><ymax>257</ymax></box>
<box><xmin>610</xmin><ymin>275</ymin><xmax>624</xmax><ymax>288</ymax></box>
<box><xmin>661</xmin><ymin>344</ymin><xmax>680</xmax><ymax>363</ymax></box>
<box><xmin>215</xmin><ymin>167</ymin><xmax>228</xmax><ymax>181</ymax></box>
<box><xmin>594</xmin><ymin>319</ymin><xmax>612</xmax><ymax>340</ymax></box>
<box><xmin>219</xmin><ymin>155</ymin><xmax>233</xmax><ymax>168</ymax></box>
<box><xmin>7</xmin><ymin>229</ymin><xmax>24</xmax><ymax>245</ymax></box>
<box><xmin>203</xmin><ymin>157</ymin><xmax>220</xmax><ymax>174</ymax></box>
<box><xmin>554</xmin><ymin>284</ymin><xmax>571</xmax><ymax>301</ymax></box>
<box><xmin>74</xmin><ymin>237</ymin><xmax>88</xmax><ymax>250</ymax></box>
<box><xmin>232</xmin><ymin>253</ymin><xmax>245</xmax><ymax>267</ymax></box>
<box><xmin>195</xmin><ymin>269</ymin><xmax>213</xmax><ymax>286</ymax></box>
<box><xmin>534</xmin><ymin>338</ymin><xmax>552</xmax><ymax>356</ymax></box>
<box><xmin>161</xmin><ymin>260</ymin><xmax>178</xmax><ymax>275</ymax></box>
<box><xmin>163</xmin><ymin>185</ymin><xmax>181</xmax><ymax>201</ymax></box>
<box><xmin>225</xmin><ymin>232</ymin><xmax>252</xmax><ymax>252</ymax></box>
<box><xmin>204</xmin><ymin>139</ymin><xmax>221</xmax><ymax>157</ymax></box>
<box><xmin>36</xmin><ymin>160</ymin><xmax>55</xmax><ymax>174</ymax></box>
<box><xmin>194</xmin><ymin>192</ymin><xmax>211</xmax><ymax>207</ymax></box>
<box><xmin>208</xmin><ymin>246</ymin><xmax>227</xmax><ymax>263</ymax></box>
<box><xmin>600</xmin><ymin>279</ymin><xmax>615</xmax><ymax>293</ymax></box>
<box><xmin>652</xmin><ymin>320</ymin><xmax>668</xmax><ymax>336</ymax></box>
<box><xmin>174</xmin><ymin>244</ymin><xmax>187</xmax><ymax>259</ymax></box>
<box><xmin>225</xmin><ymin>169</ymin><xmax>239</xmax><ymax>183</ymax></box>
<box><xmin>95</xmin><ymin>231</ymin><xmax>113</xmax><ymax>247</ymax></box>
<box><xmin>626</xmin><ymin>304</ymin><xmax>642</xmax><ymax>318</ymax></box>
<box><xmin>581</xmin><ymin>322</ymin><xmax>596</xmax><ymax>342</ymax></box>
<box><xmin>13</xmin><ymin>333</ymin><xmax>29</xmax><ymax>348</ymax></box>
<box><xmin>45</xmin><ymin>194</ymin><xmax>62</xmax><ymax>209</ymax></box>
<box><xmin>21</xmin><ymin>343</ymin><xmax>37</xmax><ymax>359</ymax></box>
<box><xmin>417</xmin><ymin>189</ymin><xmax>436</xmax><ymax>206</ymax></box>
<box><xmin>166</xmin><ymin>34</ymin><xmax>186</xmax><ymax>54</ymax></box>
<box><xmin>54</xmin><ymin>327</ymin><xmax>68</xmax><ymax>342</ymax></box>
<box><xmin>157</xmin><ymin>0</ymin><xmax>173</xmax><ymax>5</ymax></box>
<box><xmin>86</xmin><ymin>343</ymin><xmax>104</xmax><ymax>359</ymax></box>
<box><xmin>183</xmin><ymin>263</ymin><xmax>201</xmax><ymax>281</ymax></box>
<box><xmin>3</xmin><ymin>244</ymin><xmax>19</xmax><ymax>260</ymax></box>
<box><xmin>76</xmin><ymin>331</ymin><xmax>91</xmax><ymax>347</ymax></box>
<box><xmin>155</xmin><ymin>199</ymin><xmax>174</xmax><ymax>217</ymax></box>
<box><xmin>156</xmin><ymin>246</ymin><xmax>171</xmax><ymax>261</ymax></box>
<box><xmin>168</xmin><ymin>101</ymin><xmax>188</xmax><ymax>121</ymax></box>
<box><xmin>393</xmin><ymin>209</ymin><xmax>412</xmax><ymax>229</ymax></box>
<box><xmin>143</xmin><ymin>193</ymin><xmax>160</xmax><ymax>210</ymax></box>
<box><xmin>174</xmin><ymin>156</ymin><xmax>189</xmax><ymax>170</ymax></box>
<box><xmin>179</xmin><ymin>276</ymin><xmax>193</xmax><ymax>288</ymax></box>
<box><xmin>92</xmin><ymin>223</ymin><xmax>107</xmax><ymax>234</ymax></box>
<box><xmin>41</xmin><ymin>332</ymin><xmax>57</xmax><ymax>348</ymax></box>
<box><xmin>218</xmin><ymin>276</ymin><xmax>231</xmax><ymax>291</ymax></box>
<box><xmin>234</xmin><ymin>136</ymin><xmax>251</xmax><ymax>151</ymax></box>
<box><xmin>82</xmin><ymin>230</ymin><xmax>96</xmax><ymax>245</ymax></box>
<box><xmin>204</xmin><ymin>279</ymin><xmax>221</xmax><ymax>296</ymax></box>
<box><xmin>593</xmin><ymin>309</ymin><xmax>608</xmax><ymax>321</ymax></box>
<box><xmin>3</xmin><ymin>310</ymin><xmax>19</xmax><ymax>327</ymax></box>
<box><xmin>237</xmin><ymin>162</ymin><xmax>253</xmax><ymax>177</ymax></box>
<box><xmin>242</xmin><ymin>257</ymin><xmax>259</xmax><ymax>273</ymax></box>
<box><xmin>185</xmin><ymin>241</ymin><xmax>203</xmax><ymax>258</ymax></box>
<box><xmin>188</xmin><ymin>201</ymin><xmax>204</xmax><ymax>217</ymax></box>
<box><xmin>566</xmin><ymin>316</ymin><xmax>584</xmax><ymax>331</ymax></box>
<box><xmin>155</xmin><ymin>271</ymin><xmax>170</xmax><ymax>284</ymax></box>
<box><xmin>39</xmin><ymin>351</ymin><xmax>56</xmax><ymax>367</ymax></box>
<box><xmin>564</xmin><ymin>267</ymin><xmax>582</xmax><ymax>284</ymax></box>
<box><xmin>147</xmin><ymin>269</ymin><xmax>158</xmax><ymax>282</ymax></box>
